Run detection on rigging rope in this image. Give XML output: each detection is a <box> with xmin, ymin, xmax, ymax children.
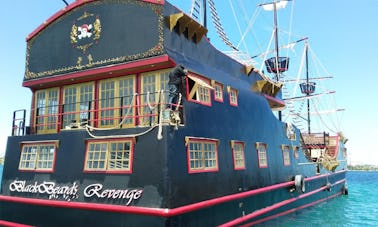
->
<box><xmin>189</xmin><ymin>0</ymin><xmax>201</xmax><ymax>22</ymax></box>
<box><xmin>208</xmin><ymin>0</ymin><xmax>239</xmax><ymax>50</ymax></box>
<box><xmin>259</xmin><ymin>29</ymin><xmax>275</xmax><ymax>72</ymax></box>
<box><xmin>85</xmin><ymin>124</ymin><xmax>159</xmax><ymax>139</ymax></box>
<box><xmin>227</xmin><ymin>0</ymin><xmax>249</xmax><ymax>53</ymax></box>
<box><xmin>284</xmin><ymin>0</ymin><xmax>295</xmax><ymax>59</ymax></box>
<box><xmin>311</xmin><ymin>99</ymin><xmax>338</xmax><ymax>133</ymax></box>
<box><xmin>236</xmin><ymin>2</ymin><xmax>262</xmax><ymax>52</ymax></box>
<box><xmin>147</xmin><ymin>91</ymin><xmax>157</xmax><ymax>111</ymax></box>
<box><xmin>307</xmin><ymin>45</ymin><xmax>333</xmax><ymax>77</ymax></box>
<box><xmin>85</xmin><ymin>90</ymin><xmax>167</xmax><ymax>140</ymax></box>
<box><xmin>157</xmin><ymin>90</ymin><xmax>164</xmax><ymax>140</ymax></box>
<box><xmin>292</xmin><ymin>42</ymin><xmax>308</xmax><ymax>96</ymax></box>
<box><xmin>85</xmin><ymin>93</ymin><xmax>137</xmax><ymax>131</ymax></box>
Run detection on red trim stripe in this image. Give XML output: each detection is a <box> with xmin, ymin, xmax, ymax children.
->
<box><xmin>1</xmin><ymin>181</ymin><xmax>293</xmax><ymax>218</ymax></box>
<box><xmin>0</xmin><ymin>220</ymin><xmax>35</xmax><ymax>227</ymax></box>
<box><xmin>0</xmin><ymin>171</ymin><xmax>346</xmax><ymax>218</ymax></box>
<box><xmin>142</xmin><ymin>0</ymin><xmax>165</xmax><ymax>4</ymax></box>
<box><xmin>306</xmin><ymin>169</ymin><xmax>346</xmax><ymax>181</ymax></box>
<box><xmin>219</xmin><ymin>179</ymin><xmax>346</xmax><ymax>227</ymax></box>
<box><xmin>0</xmin><ymin>195</ymin><xmax>166</xmax><ymax>216</ymax></box>
<box><xmin>27</xmin><ymin>0</ymin><xmax>165</xmax><ymax>41</ymax></box>
<box><xmin>22</xmin><ymin>55</ymin><xmax>172</xmax><ymax>88</ymax></box>
<box><xmin>27</xmin><ymin>1</ymin><xmax>95</xmax><ymax>41</ymax></box>
<box><xmin>263</xmin><ymin>94</ymin><xmax>285</xmax><ymax>106</ymax></box>
<box><xmin>244</xmin><ymin>192</ymin><xmax>342</xmax><ymax>226</ymax></box>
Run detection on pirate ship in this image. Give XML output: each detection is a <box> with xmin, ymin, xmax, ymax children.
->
<box><xmin>0</xmin><ymin>0</ymin><xmax>347</xmax><ymax>226</ymax></box>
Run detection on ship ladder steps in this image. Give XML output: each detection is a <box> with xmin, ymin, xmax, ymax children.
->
<box><xmin>281</xmin><ymin>84</ymin><xmax>305</xmax><ymax>131</ymax></box>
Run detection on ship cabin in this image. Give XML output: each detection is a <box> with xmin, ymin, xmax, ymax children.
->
<box><xmin>3</xmin><ymin>0</ymin><xmax>299</xmax><ymax>207</ymax></box>
<box><xmin>2</xmin><ymin>1</ymin><xmax>347</xmax><ymax>217</ymax></box>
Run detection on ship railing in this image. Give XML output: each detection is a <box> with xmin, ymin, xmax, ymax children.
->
<box><xmin>301</xmin><ymin>132</ymin><xmax>330</xmax><ymax>149</ymax></box>
<box><xmin>32</xmin><ymin>90</ymin><xmax>183</xmax><ymax>134</ymax></box>
<box><xmin>301</xmin><ymin>132</ymin><xmax>340</xmax><ymax>163</ymax></box>
<box><xmin>11</xmin><ymin>109</ymin><xmax>27</xmax><ymax>136</ymax></box>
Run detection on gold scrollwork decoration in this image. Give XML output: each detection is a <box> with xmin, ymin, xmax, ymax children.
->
<box><xmin>24</xmin><ymin>2</ymin><xmax>165</xmax><ymax>80</ymax></box>
<box><xmin>93</xmin><ymin>18</ymin><xmax>101</xmax><ymax>41</ymax></box>
<box><xmin>70</xmin><ymin>24</ymin><xmax>78</xmax><ymax>44</ymax></box>
<box><xmin>78</xmin><ymin>11</ymin><xmax>94</xmax><ymax>21</ymax></box>
<box><xmin>77</xmin><ymin>43</ymin><xmax>93</xmax><ymax>53</ymax></box>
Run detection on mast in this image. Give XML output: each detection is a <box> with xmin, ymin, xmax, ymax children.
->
<box><xmin>273</xmin><ymin>1</ymin><xmax>280</xmax><ymax>82</ymax></box>
<box><xmin>305</xmin><ymin>43</ymin><xmax>311</xmax><ymax>133</ymax></box>
<box><xmin>260</xmin><ymin>0</ymin><xmax>290</xmax><ymax>82</ymax></box>
<box><xmin>299</xmin><ymin>42</ymin><xmax>316</xmax><ymax>134</ymax></box>
<box><xmin>203</xmin><ymin>0</ymin><xmax>207</xmax><ymax>29</ymax></box>
<box><xmin>260</xmin><ymin>1</ymin><xmax>290</xmax><ymax>121</ymax></box>
<box><xmin>273</xmin><ymin>1</ymin><xmax>282</xmax><ymax>121</ymax></box>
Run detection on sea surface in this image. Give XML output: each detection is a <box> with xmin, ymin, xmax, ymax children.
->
<box><xmin>258</xmin><ymin>171</ymin><xmax>378</xmax><ymax>227</ymax></box>
<box><xmin>0</xmin><ymin>168</ymin><xmax>377</xmax><ymax>226</ymax></box>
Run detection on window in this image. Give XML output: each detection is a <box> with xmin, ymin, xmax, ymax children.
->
<box><xmin>293</xmin><ymin>146</ymin><xmax>299</xmax><ymax>159</ymax></box>
<box><xmin>256</xmin><ymin>142</ymin><xmax>268</xmax><ymax>168</ymax></box>
<box><xmin>84</xmin><ymin>139</ymin><xmax>134</xmax><ymax>173</ymax></box>
<box><xmin>35</xmin><ymin>88</ymin><xmax>59</xmax><ymax>134</ymax></box>
<box><xmin>227</xmin><ymin>86</ymin><xmax>238</xmax><ymax>106</ymax></box>
<box><xmin>286</xmin><ymin>123</ymin><xmax>296</xmax><ymax>140</ymax></box>
<box><xmin>231</xmin><ymin>140</ymin><xmax>245</xmax><ymax>170</ymax></box>
<box><xmin>63</xmin><ymin>83</ymin><xmax>94</xmax><ymax>129</ymax></box>
<box><xmin>342</xmin><ymin>147</ymin><xmax>347</xmax><ymax>158</ymax></box>
<box><xmin>187</xmin><ymin>74</ymin><xmax>213</xmax><ymax>106</ymax></box>
<box><xmin>281</xmin><ymin>145</ymin><xmax>291</xmax><ymax>166</ymax></box>
<box><xmin>186</xmin><ymin>137</ymin><xmax>218</xmax><ymax>173</ymax></box>
<box><xmin>19</xmin><ymin>142</ymin><xmax>57</xmax><ymax>172</ymax></box>
<box><xmin>140</xmin><ymin>70</ymin><xmax>169</xmax><ymax>126</ymax></box>
<box><xmin>213</xmin><ymin>81</ymin><xmax>224</xmax><ymax>102</ymax></box>
<box><xmin>98</xmin><ymin>76</ymin><xmax>136</xmax><ymax>128</ymax></box>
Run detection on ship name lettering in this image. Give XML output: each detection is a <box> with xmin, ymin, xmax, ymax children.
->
<box><xmin>83</xmin><ymin>183</ymin><xmax>143</xmax><ymax>205</ymax></box>
<box><xmin>9</xmin><ymin>180</ymin><xmax>79</xmax><ymax>201</ymax></box>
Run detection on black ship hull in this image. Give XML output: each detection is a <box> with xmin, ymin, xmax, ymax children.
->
<box><xmin>0</xmin><ymin>0</ymin><xmax>347</xmax><ymax>226</ymax></box>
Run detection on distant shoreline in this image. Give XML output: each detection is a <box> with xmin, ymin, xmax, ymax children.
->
<box><xmin>348</xmin><ymin>165</ymin><xmax>378</xmax><ymax>171</ymax></box>
<box><xmin>348</xmin><ymin>169</ymin><xmax>378</xmax><ymax>172</ymax></box>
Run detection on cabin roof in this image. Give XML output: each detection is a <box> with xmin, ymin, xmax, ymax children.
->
<box><xmin>26</xmin><ymin>0</ymin><xmax>165</xmax><ymax>42</ymax></box>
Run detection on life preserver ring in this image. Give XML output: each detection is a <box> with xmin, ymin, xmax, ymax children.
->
<box><xmin>342</xmin><ymin>183</ymin><xmax>349</xmax><ymax>195</ymax></box>
<box><xmin>326</xmin><ymin>182</ymin><xmax>332</xmax><ymax>191</ymax></box>
<box><xmin>295</xmin><ymin>175</ymin><xmax>305</xmax><ymax>193</ymax></box>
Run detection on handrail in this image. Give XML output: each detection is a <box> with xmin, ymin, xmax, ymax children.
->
<box><xmin>12</xmin><ymin>109</ymin><xmax>26</xmax><ymax>136</ymax></box>
<box><xmin>31</xmin><ymin>90</ymin><xmax>183</xmax><ymax>134</ymax></box>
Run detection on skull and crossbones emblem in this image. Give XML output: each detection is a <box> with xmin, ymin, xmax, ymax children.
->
<box><xmin>77</xmin><ymin>24</ymin><xmax>93</xmax><ymax>39</ymax></box>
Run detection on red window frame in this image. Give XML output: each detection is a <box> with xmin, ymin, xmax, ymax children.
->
<box><xmin>186</xmin><ymin>74</ymin><xmax>212</xmax><ymax>106</ymax></box>
<box><xmin>228</xmin><ymin>86</ymin><xmax>238</xmax><ymax>107</ymax></box>
<box><xmin>83</xmin><ymin>138</ymin><xmax>135</xmax><ymax>174</ymax></box>
<box><xmin>186</xmin><ymin>136</ymin><xmax>219</xmax><ymax>174</ymax></box>
<box><xmin>213</xmin><ymin>82</ymin><xmax>224</xmax><ymax>102</ymax></box>
<box><xmin>231</xmin><ymin>140</ymin><xmax>246</xmax><ymax>170</ymax></box>
<box><xmin>293</xmin><ymin>146</ymin><xmax>299</xmax><ymax>159</ymax></box>
<box><xmin>281</xmin><ymin>145</ymin><xmax>291</xmax><ymax>166</ymax></box>
<box><xmin>18</xmin><ymin>141</ymin><xmax>58</xmax><ymax>173</ymax></box>
<box><xmin>256</xmin><ymin>142</ymin><xmax>268</xmax><ymax>168</ymax></box>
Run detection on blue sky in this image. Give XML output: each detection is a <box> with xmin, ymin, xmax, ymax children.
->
<box><xmin>0</xmin><ymin>0</ymin><xmax>377</xmax><ymax>165</ymax></box>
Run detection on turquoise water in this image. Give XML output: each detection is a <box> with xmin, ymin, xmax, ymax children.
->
<box><xmin>0</xmin><ymin>168</ymin><xmax>376</xmax><ymax>226</ymax></box>
<box><xmin>260</xmin><ymin>171</ymin><xmax>378</xmax><ymax>226</ymax></box>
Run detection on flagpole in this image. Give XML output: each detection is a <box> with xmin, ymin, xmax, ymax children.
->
<box><xmin>203</xmin><ymin>0</ymin><xmax>207</xmax><ymax>30</ymax></box>
<box><xmin>305</xmin><ymin>43</ymin><xmax>311</xmax><ymax>133</ymax></box>
<box><xmin>273</xmin><ymin>1</ymin><xmax>280</xmax><ymax>82</ymax></box>
<box><xmin>272</xmin><ymin>1</ymin><xmax>283</xmax><ymax>120</ymax></box>
<box><xmin>258</xmin><ymin>0</ymin><xmax>292</xmax><ymax>121</ymax></box>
